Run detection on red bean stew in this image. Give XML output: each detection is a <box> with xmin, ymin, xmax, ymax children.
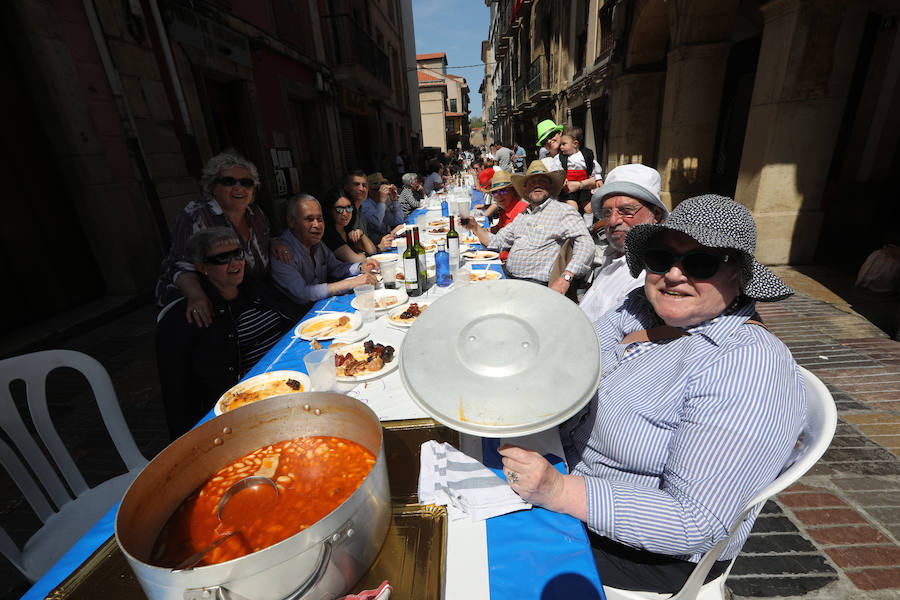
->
<box><xmin>151</xmin><ymin>436</ymin><xmax>375</xmax><ymax>567</ymax></box>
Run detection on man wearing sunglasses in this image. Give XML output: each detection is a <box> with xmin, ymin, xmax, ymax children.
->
<box><xmin>272</xmin><ymin>195</ymin><xmax>379</xmax><ymax>304</ymax></box>
<box><xmin>579</xmin><ymin>164</ymin><xmax>668</xmax><ymax>323</ymax></box>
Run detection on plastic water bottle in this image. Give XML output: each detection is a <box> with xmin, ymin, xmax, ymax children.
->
<box><xmin>435</xmin><ymin>239</ymin><xmax>451</xmax><ymax>287</ymax></box>
<box><xmin>440</xmin><ymin>196</ymin><xmax>449</xmax><ymax>217</ymax></box>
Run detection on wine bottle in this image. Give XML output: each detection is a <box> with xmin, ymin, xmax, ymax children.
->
<box><xmin>403</xmin><ymin>230</ymin><xmax>421</xmax><ymax>297</ymax></box>
<box><xmin>412</xmin><ymin>226</ymin><xmax>428</xmax><ymax>292</ymax></box>
<box><xmin>447</xmin><ymin>215</ymin><xmax>460</xmax><ymax>269</ymax></box>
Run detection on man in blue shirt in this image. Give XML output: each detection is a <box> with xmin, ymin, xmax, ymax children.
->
<box><xmin>513</xmin><ymin>143</ymin><xmax>526</xmax><ymax>172</ymax></box>
<box><xmin>362</xmin><ymin>172</ymin><xmax>405</xmax><ymax>240</ymax></box>
<box><xmin>272</xmin><ymin>194</ymin><xmax>378</xmax><ymax>304</ymax></box>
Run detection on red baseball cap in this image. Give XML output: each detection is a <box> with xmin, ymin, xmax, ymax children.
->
<box><xmin>478</xmin><ymin>168</ymin><xmax>495</xmax><ymax>188</ymax></box>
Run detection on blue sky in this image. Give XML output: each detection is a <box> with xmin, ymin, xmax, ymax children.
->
<box><xmin>412</xmin><ymin>0</ymin><xmax>490</xmax><ymax>119</ymax></box>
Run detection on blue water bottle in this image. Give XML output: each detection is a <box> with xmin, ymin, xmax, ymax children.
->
<box><xmin>440</xmin><ymin>196</ymin><xmax>448</xmax><ymax>217</ymax></box>
<box><xmin>435</xmin><ymin>239</ymin><xmax>452</xmax><ymax>287</ymax></box>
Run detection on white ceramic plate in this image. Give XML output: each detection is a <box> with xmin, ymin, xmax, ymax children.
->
<box><xmin>215</xmin><ymin>370</ymin><xmax>311</xmax><ymax>415</ymax></box>
<box><xmin>332</xmin><ymin>341</ymin><xmax>401</xmax><ymax>382</ymax></box>
<box><xmin>386</xmin><ymin>302</ymin><xmax>430</xmax><ymax>328</ymax></box>
<box><xmin>469</xmin><ymin>268</ymin><xmax>502</xmax><ymax>281</ymax></box>
<box><xmin>294</xmin><ymin>312</ymin><xmax>361</xmax><ymax>341</ymax></box>
<box><xmin>463</xmin><ymin>250</ymin><xmax>500</xmax><ymax>261</ymax></box>
<box><xmin>350</xmin><ymin>288</ymin><xmax>408</xmax><ymax>312</ymax></box>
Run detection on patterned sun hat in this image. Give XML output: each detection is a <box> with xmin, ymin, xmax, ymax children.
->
<box><xmin>624</xmin><ymin>194</ymin><xmax>794</xmax><ymax>301</ymax></box>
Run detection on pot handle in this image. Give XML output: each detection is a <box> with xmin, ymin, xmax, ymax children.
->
<box><xmin>283</xmin><ymin>538</ymin><xmax>333</xmax><ymax>600</ymax></box>
<box><xmin>183</xmin><ymin>540</ymin><xmax>333</xmax><ymax>600</ymax></box>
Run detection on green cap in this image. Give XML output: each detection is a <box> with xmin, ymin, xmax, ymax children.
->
<box><xmin>536</xmin><ymin>119</ymin><xmax>563</xmax><ymax>146</ymax></box>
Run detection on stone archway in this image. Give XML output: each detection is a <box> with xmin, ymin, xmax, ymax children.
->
<box><xmin>625</xmin><ymin>0</ymin><xmax>669</xmax><ymax>69</ymax></box>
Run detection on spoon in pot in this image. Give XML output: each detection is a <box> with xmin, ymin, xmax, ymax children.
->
<box><xmin>174</xmin><ymin>462</ymin><xmax>281</xmax><ymax>570</ymax></box>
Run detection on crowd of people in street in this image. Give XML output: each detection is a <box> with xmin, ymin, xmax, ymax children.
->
<box><xmin>151</xmin><ymin>114</ymin><xmax>809</xmax><ymax>595</ymax></box>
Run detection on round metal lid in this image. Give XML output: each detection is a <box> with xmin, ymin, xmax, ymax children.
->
<box><xmin>399</xmin><ymin>279</ymin><xmax>601</xmax><ymax>437</ymax></box>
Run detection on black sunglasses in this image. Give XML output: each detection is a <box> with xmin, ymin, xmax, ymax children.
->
<box><xmin>203</xmin><ymin>247</ymin><xmax>245</xmax><ymax>265</ymax></box>
<box><xmin>644</xmin><ymin>247</ymin><xmax>733</xmax><ymax>280</ymax></box>
<box><xmin>334</xmin><ymin>205</ymin><xmax>354</xmax><ymax>214</ymax></box>
<box><xmin>214</xmin><ymin>176</ymin><xmax>256</xmax><ymax>188</ymax></box>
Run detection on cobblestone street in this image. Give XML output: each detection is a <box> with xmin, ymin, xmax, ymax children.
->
<box><xmin>1</xmin><ymin>267</ymin><xmax>898</xmax><ymax>599</ymax></box>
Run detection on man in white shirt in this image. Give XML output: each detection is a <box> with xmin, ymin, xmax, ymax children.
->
<box><xmin>579</xmin><ymin>164</ymin><xmax>668</xmax><ymax>323</ymax></box>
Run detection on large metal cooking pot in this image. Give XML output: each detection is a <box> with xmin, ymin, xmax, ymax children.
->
<box><xmin>116</xmin><ymin>392</ymin><xmax>390</xmax><ymax>600</ymax></box>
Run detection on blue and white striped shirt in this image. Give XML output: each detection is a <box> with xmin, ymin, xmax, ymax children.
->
<box><xmin>561</xmin><ymin>289</ymin><xmax>807</xmax><ymax>562</ymax></box>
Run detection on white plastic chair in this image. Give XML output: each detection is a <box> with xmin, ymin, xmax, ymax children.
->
<box><xmin>0</xmin><ymin>350</ymin><xmax>148</xmax><ymax>581</ymax></box>
<box><xmin>603</xmin><ymin>366</ymin><xmax>837</xmax><ymax>600</ymax></box>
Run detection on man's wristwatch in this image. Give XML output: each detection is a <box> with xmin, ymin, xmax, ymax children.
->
<box><xmin>562</xmin><ymin>272</ymin><xmax>574</xmax><ymax>282</ymax></box>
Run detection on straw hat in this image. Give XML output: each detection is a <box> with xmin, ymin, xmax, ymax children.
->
<box><xmin>366</xmin><ymin>172</ymin><xmax>390</xmax><ymax>188</ymax></box>
<box><xmin>624</xmin><ymin>195</ymin><xmax>794</xmax><ymax>301</ymax></box>
<box><xmin>511</xmin><ymin>160</ymin><xmax>566</xmax><ymax>199</ymax></box>
<box><xmin>486</xmin><ymin>170</ymin><xmax>515</xmax><ymax>193</ymax></box>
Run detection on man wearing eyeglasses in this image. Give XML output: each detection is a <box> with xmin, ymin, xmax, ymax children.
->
<box><xmin>579</xmin><ymin>164</ymin><xmax>669</xmax><ymax>322</ymax></box>
<box><xmin>272</xmin><ymin>194</ymin><xmax>379</xmax><ymax>303</ymax></box>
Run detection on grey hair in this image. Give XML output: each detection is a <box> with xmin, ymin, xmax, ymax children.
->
<box><xmin>184</xmin><ymin>227</ymin><xmax>240</xmax><ymax>262</ymax></box>
<box><xmin>401</xmin><ymin>172</ymin><xmax>420</xmax><ymax>187</ymax></box>
<box><xmin>286</xmin><ymin>193</ymin><xmax>320</xmax><ymax>219</ymax></box>
<box><xmin>199</xmin><ymin>151</ymin><xmax>260</xmax><ymax>194</ymax></box>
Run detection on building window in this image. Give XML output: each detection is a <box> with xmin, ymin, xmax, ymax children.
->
<box><xmin>574</xmin><ymin>0</ymin><xmax>589</xmax><ymax>76</ymax></box>
<box><xmin>449</xmin><ymin>98</ymin><xmax>457</xmax><ymax>113</ymax></box>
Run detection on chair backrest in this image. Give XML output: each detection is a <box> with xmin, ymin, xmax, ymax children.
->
<box><xmin>0</xmin><ymin>350</ymin><xmax>147</xmax><ymax>572</ymax></box>
<box><xmin>670</xmin><ymin>366</ymin><xmax>837</xmax><ymax>599</ymax></box>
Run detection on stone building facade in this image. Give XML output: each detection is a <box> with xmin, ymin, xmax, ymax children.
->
<box><xmin>417</xmin><ymin>52</ymin><xmax>472</xmax><ymax>152</ymax></box>
<box><xmin>482</xmin><ymin>0</ymin><xmax>900</xmax><ymax>268</ymax></box>
<box><xmin>3</xmin><ymin>0</ymin><xmax>418</xmax><ymax>333</ymax></box>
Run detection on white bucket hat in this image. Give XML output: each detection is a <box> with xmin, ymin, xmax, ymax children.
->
<box><xmin>590</xmin><ymin>164</ymin><xmax>668</xmax><ymax>218</ymax></box>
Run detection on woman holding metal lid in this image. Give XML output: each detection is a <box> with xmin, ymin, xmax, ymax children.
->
<box><xmin>498</xmin><ymin>195</ymin><xmax>807</xmax><ymax>594</ymax></box>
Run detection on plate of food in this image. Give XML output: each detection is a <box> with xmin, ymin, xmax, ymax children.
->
<box><xmin>462</xmin><ymin>250</ymin><xmax>500</xmax><ymax>261</ymax></box>
<box><xmin>427</xmin><ymin>226</ymin><xmax>449</xmax><ymax>234</ymax></box>
<box><xmin>470</xmin><ymin>269</ymin><xmax>502</xmax><ymax>281</ymax></box>
<box><xmin>294</xmin><ymin>312</ymin><xmax>361</xmax><ymax>341</ymax></box>
<box><xmin>387</xmin><ymin>302</ymin><xmax>429</xmax><ymax>327</ymax></box>
<box><xmin>215</xmin><ymin>371</ymin><xmax>311</xmax><ymax>415</ymax></box>
<box><xmin>460</xmin><ymin>233</ymin><xmax>479</xmax><ymax>244</ymax></box>
<box><xmin>351</xmin><ymin>288</ymin><xmax>407</xmax><ymax>312</ymax></box>
<box><xmin>332</xmin><ymin>339</ymin><xmax>399</xmax><ymax>382</ymax></box>
<box><xmin>427</xmin><ymin>219</ymin><xmax>448</xmax><ymax>227</ymax></box>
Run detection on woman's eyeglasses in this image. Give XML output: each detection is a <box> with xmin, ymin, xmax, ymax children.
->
<box><xmin>214</xmin><ymin>176</ymin><xmax>256</xmax><ymax>188</ymax></box>
<box><xmin>334</xmin><ymin>206</ymin><xmax>354</xmax><ymax>214</ymax></box>
<box><xmin>643</xmin><ymin>247</ymin><xmax>733</xmax><ymax>280</ymax></box>
<box><xmin>203</xmin><ymin>248</ymin><xmax>245</xmax><ymax>265</ymax></box>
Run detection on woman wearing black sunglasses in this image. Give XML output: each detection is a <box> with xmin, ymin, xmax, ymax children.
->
<box><xmin>498</xmin><ymin>195</ymin><xmax>806</xmax><ymax>594</ymax></box>
<box><xmin>155</xmin><ymin>227</ymin><xmax>307</xmax><ymax>440</ymax></box>
<box><xmin>320</xmin><ymin>187</ymin><xmax>384</xmax><ymax>263</ymax></box>
<box><xmin>155</xmin><ymin>151</ymin><xmax>294</xmax><ymax>326</ymax></box>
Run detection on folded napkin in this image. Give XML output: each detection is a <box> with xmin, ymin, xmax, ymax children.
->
<box><xmin>418</xmin><ymin>440</ymin><xmax>531</xmax><ymax>521</ymax></box>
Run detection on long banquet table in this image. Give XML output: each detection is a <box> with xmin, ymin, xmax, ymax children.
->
<box><xmin>23</xmin><ymin>188</ymin><xmax>605</xmax><ymax>600</ymax></box>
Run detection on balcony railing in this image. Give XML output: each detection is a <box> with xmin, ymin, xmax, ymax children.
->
<box><xmin>321</xmin><ymin>14</ymin><xmax>391</xmax><ymax>86</ymax></box>
<box><xmin>527</xmin><ymin>55</ymin><xmax>549</xmax><ymax>97</ymax></box>
<box><xmin>514</xmin><ymin>76</ymin><xmax>526</xmax><ymax>107</ymax></box>
<box><xmin>496</xmin><ymin>86</ymin><xmax>511</xmax><ymax>111</ymax></box>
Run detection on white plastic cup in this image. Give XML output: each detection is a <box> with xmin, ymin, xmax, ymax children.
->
<box><xmin>396</xmin><ymin>235</ymin><xmax>408</xmax><ymax>256</ymax></box>
<box><xmin>376</xmin><ymin>255</ymin><xmax>398</xmax><ymax>289</ymax></box>
<box><xmin>455</xmin><ymin>264</ymin><xmax>471</xmax><ymax>287</ymax></box>
<box><xmin>303</xmin><ymin>348</ymin><xmax>336</xmax><ymax>392</ymax></box>
<box><xmin>353</xmin><ymin>284</ymin><xmax>376</xmax><ymax>322</ymax></box>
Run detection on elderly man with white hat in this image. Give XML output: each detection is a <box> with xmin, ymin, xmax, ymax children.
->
<box><xmin>579</xmin><ymin>164</ymin><xmax>669</xmax><ymax>322</ymax></box>
<box><xmin>463</xmin><ymin>160</ymin><xmax>593</xmax><ymax>295</ymax></box>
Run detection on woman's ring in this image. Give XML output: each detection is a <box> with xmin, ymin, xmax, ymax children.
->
<box><xmin>192</xmin><ymin>309</ymin><xmax>198</xmax><ymax>313</ymax></box>
<box><xmin>507</xmin><ymin>470</ymin><xmax>519</xmax><ymax>483</ymax></box>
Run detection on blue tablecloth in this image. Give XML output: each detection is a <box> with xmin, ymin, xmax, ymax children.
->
<box><xmin>23</xmin><ymin>188</ymin><xmax>603</xmax><ymax>599</ymax></box>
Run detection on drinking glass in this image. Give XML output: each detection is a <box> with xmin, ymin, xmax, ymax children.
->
<box><xmin>457</xmin><ymin>201</ymin><xmax>471</xmax><ymax>227</ymax></box>
<box><xmin>353</xmin><ymin>284</ymin><xmax>376</xmax><ymax>322</ymax></box>
<box><xmin>303</xmin><ymin>349</ymin><xmax>336</xmax><ymax>392</ymax></box>
<box><xmin>455</xmin><ymin>264</ymin><xmax>471</xmax><ymax>287</ymax></box>
<box><xmin>376</xmin><ymin>255</ymin><xmax>398</xmax><ymax>289</ymax></box>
